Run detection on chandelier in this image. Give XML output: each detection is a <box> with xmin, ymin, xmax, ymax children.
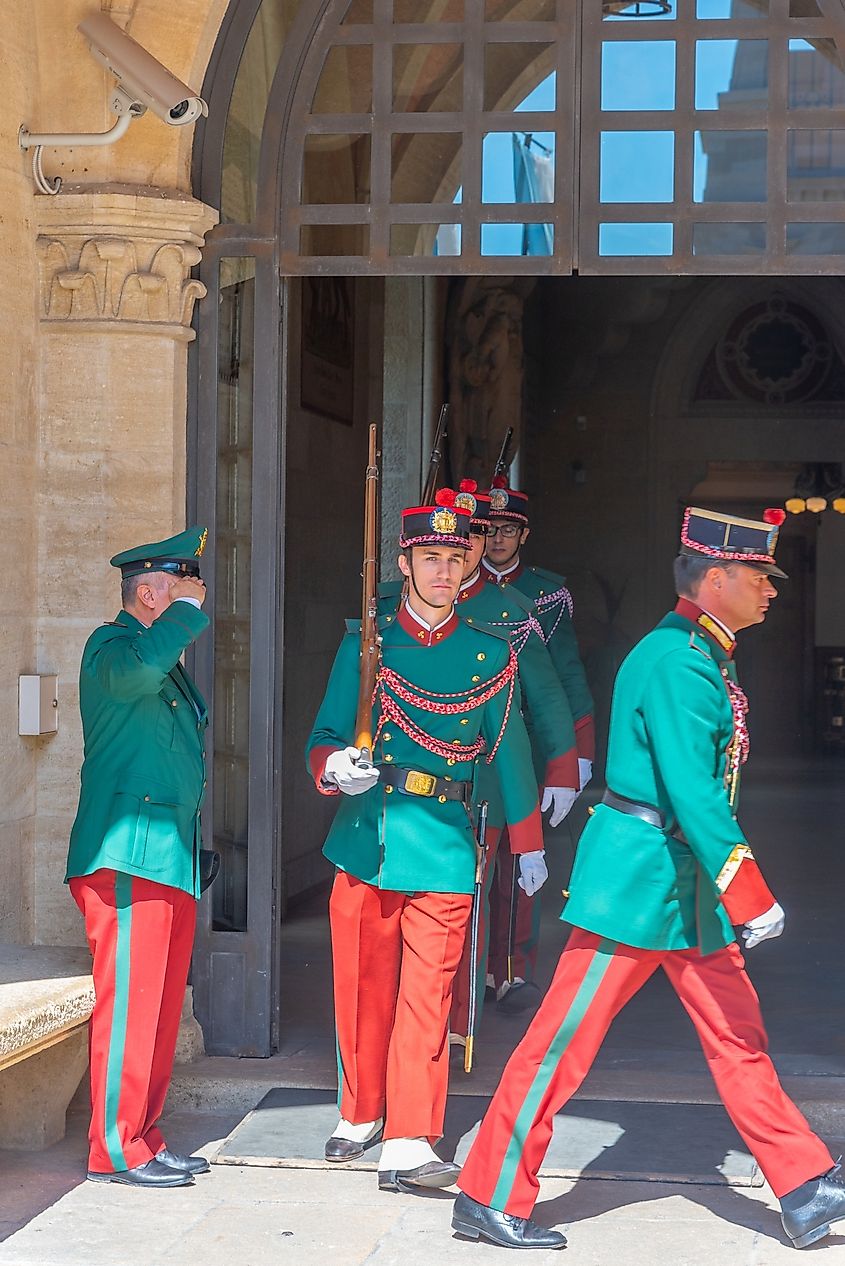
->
<box><xmin>602</xmin><ymin>1</ymin><xmax>673</xmax><ymax>15</ymax></box>
<box><xmin>784</xmin><ymin>462</ymin><xmax>845</xmax><ymax>515</ymax></box>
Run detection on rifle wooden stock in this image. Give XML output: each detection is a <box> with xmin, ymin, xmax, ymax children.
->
<box><xmin>355</xmin><ymin>424</ymin><xmax>380</xmax><ymax>762</ymax></box>
<box><xmin>421</xmin><ymin>403</ymin><xmax>449</xmax><ymax>503</ymax></box>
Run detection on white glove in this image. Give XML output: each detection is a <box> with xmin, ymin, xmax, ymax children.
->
<box><xmin>323</xmin><ymin>747</ymin><xmax>380</xmax><ymax>796</ymax></box>
<box><xmin>517</xmin><ymin>851</ymin><xmax>548</xmax><ymax>896</ymax></box>
<box><xmin>741</xmin><ymin>901</ymin><xmax>785</xmax><ymax>949</ymax></box>
<box><xmin>541</xmin><ymin>786</ymin><xmax>578</xmax><ymax>827</ymax></box>
<box><xmin>578</xmin><ymin>758</ymin><xmax>593</xmax><ymax>793</ymax></box>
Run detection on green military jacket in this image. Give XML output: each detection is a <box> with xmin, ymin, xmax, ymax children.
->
<box><xmin>562</xmin><ymin>606</ymin><xmax>749</xmax><ymax>954</ymax></box>
<box><xmin>483</xmin><ymin>559</ymin><xmax>594</xmax><ymax>748</ymax></box>
<box><xmin>306</xmin><ymin>605</ymin><xmax>544</xmax><ymax>895</ymax></box>
<box><xmin>66</xmin><ymin>603</ymin><xmax>210</xmax><ymax>898</ymax></box>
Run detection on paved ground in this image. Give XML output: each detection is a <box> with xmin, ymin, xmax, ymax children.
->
<box><xmin>0</xmin><ymin>1107</ymin><xmax>843</xmax><ymax>1265</ymax></box>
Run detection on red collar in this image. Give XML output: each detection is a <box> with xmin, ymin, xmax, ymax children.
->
<box><xmin>458</xmin><ymin>572</ymin><xmax>486</xmax><ymax>602</ymax></box>
<box><xmin>482</xmin><ymin>558</ymin><xmax>524</xmax><ymax>587</ymax></box>
<box><xmin>397</xmin><ymin>603</ymin><xmax>459</xmax><ymax>647</ymax></box>
<box><xmin>675</xmin><ymin>598</ymin><xmax>736</xmax><ymax>658</ymax></box>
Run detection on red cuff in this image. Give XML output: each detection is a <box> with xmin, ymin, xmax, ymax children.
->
<box><xmin>721</xmin><ymin>859</ymin><xmax>776</xmax><ymax>925</ymax></box>
<box><xmin>575</xmin><ymin>714</ymin><xmax>595</xmax><ymax>761</ymax></box>
<box><xmin>507</xmin><ymin>803</ymin><xmax>544</xmax><ymax>854</ymax></box>
<box><xmin>543</xmin><ymin>746</ymin><xmax>578</xmax><ymax>791</ymax></box>
<box><xmin>309</xmin><ymin>744</ymin><xmax>341</xmax><ymax>796</ymax></box>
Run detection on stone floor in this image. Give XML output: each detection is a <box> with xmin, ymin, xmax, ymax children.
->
<box><xmin>1</xmin><ymin>763</ymin><xmax>844</xmax><ymax>1264</ymax></box>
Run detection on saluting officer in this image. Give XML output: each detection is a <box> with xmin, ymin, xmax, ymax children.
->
<box><xmin>66</xmin><ymin>527</ymin><xmax>212</xmax><ymax>1188</ymax></box>
<box><xmin>452</xmin><ymin>507</ymin><xmax>845</xmax><ymax>1252</ymax></box>
<box><xmin>481</xmin><ymin>479</ymin><xmax>595</xmax><ymax>1012</ymax></box>
<box><xmin>306</xmin><ymin>490</ymin><xmax>544</xmax><ymax>1194</ymax></box>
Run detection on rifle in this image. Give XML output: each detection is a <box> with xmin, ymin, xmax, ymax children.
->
<box><xmin>492</xmin><ymin>426</ymin><xmax>514</xmax><ymax>484</ymax></box>
<box><xmin>421</xmin><ymin>403</ymin><xmax>450</xmax><ymax>503</ymax></box>
<box><xmin>355</xmin><ymin>423</ymin><xmax>380</xmax><ymax>765</ymax></box>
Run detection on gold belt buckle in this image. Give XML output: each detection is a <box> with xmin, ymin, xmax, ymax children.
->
<box><xmin>404</xmin><ymin>770</ymin><xmax>437</xmax><ymax>797</ymax></box>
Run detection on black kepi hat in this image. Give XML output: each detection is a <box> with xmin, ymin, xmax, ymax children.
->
<box><xmin>680</xmin><ymin>507</ymin><xmax>788</xmax><ymax>579</ymax></box>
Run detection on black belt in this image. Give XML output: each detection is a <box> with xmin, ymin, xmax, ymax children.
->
<box><xmin>601</xmin><ymin>789</ymin><xmax>666</xmax><ymax>830</ymax></box>
<box><xmin>377</xmin><ymin>765</ymin><xmax>471</xmax><ymax>805</ymax></box>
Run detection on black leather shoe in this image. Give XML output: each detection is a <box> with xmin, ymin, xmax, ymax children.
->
<box><xmin>452</xmin><ymin>1192</ymin><xmax>567</xmax><ymax>1249</ymax></box>
<box><xmin>87</xmin><ymin>1159</ymin><xmax>195</xmax><ymax>1188</ymax></box>
<box><xmin>497</xmin><ymin>981</ymin><xmax>542</xmax><ymax>1016</ymax></box>
<box><xmin>781</xmin><ymin>1165</ymin><xmax>845</xmax><ymax>1249</ymax></box>
<box><xmin>378</xmin><ymin>1160</ymin><xmax>461</xmax><ymax>1192</ymax></box>
<box><xmin>157</xmin><ymin>1148</ymin><xmax>211</xmax><ymax>1175</ymax></box>
<box><xmin>324</xmin><ymin>1126</ymin><xmax>382</xmax><ymax>1163</ymax></box>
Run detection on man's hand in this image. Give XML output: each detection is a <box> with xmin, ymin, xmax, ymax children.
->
<box><xmin>578</xmin><ymin>758</ymin><xmax>593</xmax><ymax>793</ymax></box>
<box><xmin>517</xmin><ymin>851</ymin><xmax>548</xmax><ymax>897</ymax></box>
<box><xmin>169</xmin><ymin>576</ymin><xmax>207</xmax><ymax>607</ymax></box>
<box><xmin>541</xmin><ymin>787</ymin><xmax>577</xmax><ymax>827</ymax></box>
<box><xmin>742</xmin><ymin>901</ymin><xmax>785</xmax><ymax>949</ymax></box>
<box><xmin>324</xmin><ymin>747</ymin><xmax>381</xmax><ymax>796</ymax></box>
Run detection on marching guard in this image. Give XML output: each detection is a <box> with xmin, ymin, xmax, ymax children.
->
<box><xmin>452</xmin><ymin>507</ymin><xmax>845</xmax><ymax>1251</ymax></box>
<box><xmin>481</xmin><ymin>478</ymin><xmax>595</xmax><ymax>1011</ymax></box>
<box><xmin>306</xmin><ymin>486</ymin><xmax>545</xmax><ymax>1192</ymax></box>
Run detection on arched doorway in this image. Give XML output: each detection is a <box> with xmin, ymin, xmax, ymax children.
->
<box><xmin>191</xmin><ymin>0</ymin><xmax>845</xmax><ymax>1055</ymax></box>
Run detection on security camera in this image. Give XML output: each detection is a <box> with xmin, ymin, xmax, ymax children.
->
<box><xmin>78</xmin><ymin>12</ymin><xmax>208</xmax><ymax>127</ymax></box>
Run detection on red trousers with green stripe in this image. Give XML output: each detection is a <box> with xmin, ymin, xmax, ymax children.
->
<box><xmin>70</xmin><ymin>868</ymin><xmax>196</xmax><ymax>1174</ymax></box>
<box><xmin>458</xmin><ymin>929</ymin><xmax>833</xmax><ymax>1216</ymax></box>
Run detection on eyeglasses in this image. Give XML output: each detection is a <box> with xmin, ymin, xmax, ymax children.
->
<box><xmin>470</xmin><ymin>524</ymin><xmax>493</xmax><ymax>537</ymax></box>
<box><xmin>488</xmin><ymin>524</ymin><xmax>522</xmax><ymax>539</ymax></box>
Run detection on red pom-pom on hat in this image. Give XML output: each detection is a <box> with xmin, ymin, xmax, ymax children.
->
<box><xmin>459</xmin><ymin>478</ymin><xmax>477</xmax><ymax>494</ymax></box>
<box><xmin>763</xmin><ymin>508</ymin><xmax>786</xmax><ymax>526</ymax></box>
<box><xmin>491</xmin><ymin>474</ymin><xmax>507</xmax><ymax>489</ymax></box>
<box><xmin>435</xmin><ymin>487</ymin><xmax>457</xmax><ymax>508</ymax></box>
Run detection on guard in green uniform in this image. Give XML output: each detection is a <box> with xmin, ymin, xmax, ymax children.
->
<box><xmin>453</xmin><ymin>507</ymin><xmax>843</xmax><ymax>1252</ymax></box>
<box><xmin>66</xmin><ymin>526</ymin><xmax>213</xmax><ymax>1189</ymax></box>
<box><xmin>481</xmin><ymin>479</ymin><xmax>595</xmax><ymax>1011</ymax></box>
<box><xmin>307</xmin><ymin>489</ymin><xmax>545</xmax><ymax>1193</ymax></box>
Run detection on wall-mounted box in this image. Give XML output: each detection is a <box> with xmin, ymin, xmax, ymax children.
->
<box><xmin>19</xmin><ymin>675</ymin><xmax>58</xmax><ymax>736</ymax></box>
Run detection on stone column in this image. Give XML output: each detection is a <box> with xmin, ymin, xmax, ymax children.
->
<box><xmin>32</xmin><ymin>187</ymin><xmax>218</xmax><ymax>945</ymax></box>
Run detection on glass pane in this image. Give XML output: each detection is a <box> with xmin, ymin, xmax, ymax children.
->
<box><xmin>787</xmin><ymin>222</ymin><xmax>845</xmax><ymax>253</ymax></box>
<box><xmin>299</xmin><ymin>224</ymin><xmax>371</xmax><ymax>255</ymax></box>
<box><xmin>600</xmin><ymin>131</ymin><xmax>675</xmax><ymax>202</ymax></box>
<box><xmin>486</xmin><ymin>0</ymin><xmax>556</xmax><ymax>19</ymax></box>
<box><xmin>391</xmin><ymin>222</ymin><xmax>462</xmax><ymax>255</ymax></box>
<box><xmin>343</xmin><ymin>0</ymin><xmax>373</xmax><ymax>19</ymax></box>
<box><xmin>391</xmin><ymin>132</ymin><xmax>462</xmax><ymax>202</ymax></box>
<box><xmin>221</xmin><ymin>0</ymin><xmax>299</xmax><ymax>224</ymax></box>
<box><xmin>483</xmin><ymin>131</ymin><xmax>555</xmax><ymax>203</ymax></box>
<box><xmin>312</xmin><ymin>46</ymin><xmax>373</xmax><ymax>113</ymax></box>
<box><xmin>602</xmin><ymin>42</ymin><xmax>676</xmax><ymax>111</ymax></box>
<box><xmin>789</xmin><ymin>38</ymin><xmax>845</xmax><ymax>110</ymax></box>
<box><xmin>393</xmin><ymin>44</ymin><xmax>463</xmax><ymax>112</ymax></box>
<box><xmin>481</xmin><ymin>222</ymin><xmax>554</xmax><ymax>255</ymax></box>
<box><xmin>214</xmin><ymin>259</ymin><xmax>255</xmax><ymax>934</ymax></box>
<box><xmin>598</xmin><ymin>222</ymin><xmax>674</xmax><ymax>255</ymax></box>
<box><xmin>485</xmin><ymin>44</ymin><xmax>554</xmax><ymax>112</ymax></box>
<box><xmin>603</xmin><ymin>2</ymin><xmax>676</xmax><ymax>18</ymax></box>
<box><xmin>788</xmin><ymin>129</ymin><xmax>845</xmax><ymax>201</ymax></box>
<box><xmin>303</xmin><ymin>134</ymin><xmax>371</xmax><ymax>204</ymax></box>
<box><xmin>697</xmin><ymin>0</ymin><xmax>767</xmax><ymax>15</ymax></box>
<box><xmin>694</xmin><ymin>130</ymin><xmax>766</xmax><ymax>201</ymax></box>
<box><xmin>695</xmin><ymin>41</ymin><xmax>768</xmax><ymax>110</ymax></box>
<box><xmin>395</xmin><ymin>0</ymin><xmax>463</xmax><ymax>17</ymax></box>
<box><xmin>692</xmin><ymin>222</ymin><xmax>766</xmax><ymax>253</ymax></box>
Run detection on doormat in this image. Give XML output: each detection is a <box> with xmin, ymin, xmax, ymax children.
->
<box><xmin>213</xmin><ymin>1088</ymin><xmax>762</xmax><ymax>1187</ymax></box>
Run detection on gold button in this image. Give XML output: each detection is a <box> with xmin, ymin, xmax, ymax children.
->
<box><xmin>386</xmin><ymin>615</ymin><xmax>393</xmax><ymax>622</ymax></box>
<box><xmin>460</xmin><ymin>718</ymin><xmax>469</xmax><ymax>725</ymax></box>
<box><xmin>477</xmin><ymin>652</ymin><xmax>486</xmax><ymax>661</ymax></box>
<box><xmin>445</xmin><ymin>775</ymin><xmax>453</xmax><ymax>782</ymax></box>
<box><xmin>383</xmin><ymin>732</ymin><xmax>392</xmax><ymax>742</ymax></box>
<box><xmin>539</xmin><ymin>590</ymin><xmax>545</xmax><ymax>597</ymax></box>
<box><xmin>466</xmin><ymin>617</ymin><xmax>473</xmax><ymax>624</ymax></box>
<box><xmin>472</xmin><ymin>674</ymin><xmax>480</xmax><ymax>683</ymax></box>
<box><xmin>447</xmin><ymin>757</ymin><xmax>456</xmax><ymax>766</ymax></box>
<box><xmin>438</xmin><ymin>794</ymin><xmax>447</xmax><ymax>804</ymax></box>
<box><xmin>385</xmin><ymin>784</ymin><xmax>394</xmax><ymax>794</ymax></box>
<box><xmin>384</xmin><ymin>754</ymin><xmax>394</xmax><ymax>763</ymax></box>
<box><xmin>144</xmin><ymin>795</ymin><xmax>151</xmax><ymax>802</ymax></box>
<box><xmin>501</xmin><ymin>611</ymin><xmax>509</xmax><ymax>618</ymax></box>
<box><xmin>171</xmin><ymin>699</ymin><xmax>178</xmax><ymax>707</ymax></box>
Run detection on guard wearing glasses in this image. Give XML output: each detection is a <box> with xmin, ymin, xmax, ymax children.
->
<box><xmin>481</xmin><ymin>479</ymin><xmax>595</xmax><ymax>1013</ymax></box>
<box><xmin>306</xmin><ymin>490</ymin><xmax>544</xmax><ymax>1194</ymax></box>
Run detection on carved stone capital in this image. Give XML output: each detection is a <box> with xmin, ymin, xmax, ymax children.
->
<box><xmin>35</xmin><ymin>187</ymin><xmax>219</xmax><ymax>341</ymax></box>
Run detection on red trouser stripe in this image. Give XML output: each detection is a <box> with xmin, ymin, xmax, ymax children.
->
<box><xmin>70</xmin><ymin>869</ymin><xmax>196</xmax><ymax>1174</ymax></box>
<box><xmin>330</xmin><ymin>871</ymin><xmax>471</xmax><ymax>1141</ymax></box>
<box><xmin>458</xmin><ymin>929</ymin><xmax>834</xmax><ymax>1216</ymax></box>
